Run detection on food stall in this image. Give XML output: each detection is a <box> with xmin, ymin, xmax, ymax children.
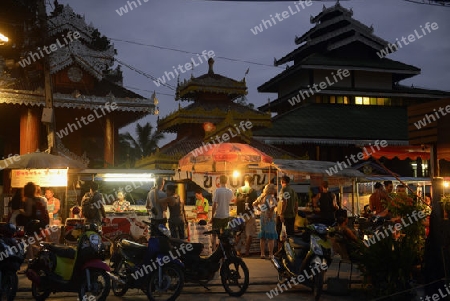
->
<box><xmin>65</xmin><ymin>169</ymin><xmax>174</xmax><ymax>245</ymax></box>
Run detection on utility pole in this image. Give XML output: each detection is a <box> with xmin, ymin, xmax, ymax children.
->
<box><xmin>37</xmin><ymin>0</ymin><xmax>56</xmax><ymax>153</ymax></box>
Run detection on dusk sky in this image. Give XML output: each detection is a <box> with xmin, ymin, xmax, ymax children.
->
<box><xmin>56</xmin><ymin>0</ymin><xmax>450</xmax><ymax>144</ymax></box>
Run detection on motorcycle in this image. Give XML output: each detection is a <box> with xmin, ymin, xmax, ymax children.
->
<box><xmin>271</xmin><ymin>218</ymin><xmax>333</xmax><ymax>301</ymax></box>
<box><xmin>168</xmin><ymin>218</ymin><xmax>249</xmax><ymax>297</ymax></box>
<box><xmin>26</xmin><ymin>222</ymin><xmax>111</xmax><ymax>301</ymax></box>
<box><xmin>0</xmin><ymin>223</ymin><xmax>25</xmax><ymax>301</ymax></box>
<box><xmin>110</xmin><ymin>219</ymin><xmax>184</xmax><ymax>301</ymax></box>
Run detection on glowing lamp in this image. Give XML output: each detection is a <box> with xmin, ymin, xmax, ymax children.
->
<box><xmin>103</xmin><ymin>173</ymin><xmax>155</xmax><ymax>182</ymax></box>
<box><xmin>203</xmin><ymin>122</ymin><xmax>216</xmax><ymax>132</ymax></box>
<box><xmin>444</xmin><ymin>182</ymin><xmax>449</xmax><ymax>188</ymax></box>
<box><xmin>232</xmin><ymin>170</ymin><xmax>240</xmax><ymax>178</ymax></box>
<box><xmin>0</xmin><ymin>33</ymin><xmax>8</xmax><ymax>43</ymax></box>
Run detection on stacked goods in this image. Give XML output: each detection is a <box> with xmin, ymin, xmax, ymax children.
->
<box><xmin>188</xmin><ymin>222</ymin><xmax>212</xmax><ymax>256</ymax></box>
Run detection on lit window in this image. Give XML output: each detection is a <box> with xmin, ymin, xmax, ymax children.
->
<box><xmin>355</xmin><ymin>97</ymin><xmax>391</xmax><ymax>106</ymax></box>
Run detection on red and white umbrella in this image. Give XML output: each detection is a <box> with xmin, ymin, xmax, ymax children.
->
<box><xmin>179</xmin><ymin>143</ymin><xmax>273</xmax><ymax>172</ymax></box>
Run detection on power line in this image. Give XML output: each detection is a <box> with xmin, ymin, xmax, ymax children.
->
<box><xmin>109</xmin><ymin>37</ymin><xmax>284</xmax><ymax>69</ymax></box>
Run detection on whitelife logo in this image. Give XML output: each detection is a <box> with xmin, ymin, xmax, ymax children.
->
<box><xmin>287</xmin><ymin>69</ymin><xmax>350</xmax><ymax>106</ymax></box>
<box><xmin>130</xmin><ymin>243</ymin><xmax>193</xmax><ymax>280</ymax></box>
<box><xmin>190</xmin><ymin>121</ymin><xmax>253</xmax><ymax>157</ymax></box>
<box><xmin>153</xmin><ymin>50</ymin><xmax>215</xmax><ymax>87</ymax></box>
<box><xmin>414</xmin><ymin>104</ymin><xmax>450</xmax><ymax>129</ymax></box>
<box><xmin>19</xmin><ymin>31</ymin><xmax>80</xmax><ymax>68</ymax></box>
<box><xmin>56</xmin><ymin>102</ymin><xmax>117</xmax><ymax>139</ymax></box>
<box><xmin>363</xmin><ymin>209</ymin><xmax>427</xmax><ymax>247</ymax></box>
<box><xmin>115</xmin><ymin>0</ymin><xmax>149</xmax><ymax>16</ymax></box>
<box><xmin>325</xmin><ymin>140</ymin><xmax>388</xmax><ymax>176</ymax></box>
<box><xmin>376</xmin><ymin>22</ymin><xmax>438</xmax><ymax>59</ymax></box>
<box><xmin>250</xmin><ymin>0</ymin><xmax>312</xmax><ymax>35</ymax></box>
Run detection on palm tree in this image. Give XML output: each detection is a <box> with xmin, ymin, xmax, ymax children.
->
<box><xmin>119</xmin><ymin>122</ymin><xmax>164</xmax><ymax>166</ymax></box>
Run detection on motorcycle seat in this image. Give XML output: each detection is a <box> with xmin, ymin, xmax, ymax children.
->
<box><xmin>288</xmin><ymin>236</ymin><xmax>309</xmax><ymax>249</ymax></box>
<box><xmin>121</xmin><ymin>239</ymin><xmax>148</xmax><ymax>260</ymax></box>
<box><xmin>45</xmin><ymin>243</ymin><xmax>76</xmax><ymax>259</ymax></box>
<box><xmin>121</xmin><ymin>239</ymin><xmax>147</xmax><ymax>251</ymax></box>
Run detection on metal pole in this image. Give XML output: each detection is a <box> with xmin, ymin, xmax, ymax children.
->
<box><xmin>37</xmin><ymin>0</ymin><xmax>56</xmax><ymax>153</ymax></box>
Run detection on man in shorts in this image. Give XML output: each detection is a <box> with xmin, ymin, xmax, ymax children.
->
<box><xmin>210</xmin><ymin>175</ymin><xmax>233</xmax><ymax>252</ymax></box>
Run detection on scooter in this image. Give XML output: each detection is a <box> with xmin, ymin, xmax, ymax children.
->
<box><xmin>0</xmin><ymin>223</ymin><xmax>25</xmax><ymax>301</ymax></box>
<box><xmin>26</xmin><ymin>222</ymin><xmax>111</xmax><ymax>301</ymax></box>
<box><xmin>169</xmin><ymin>218</ymin><xmax>250</xmax><ymax>297</ymax></box>
<box><xmin>110</xmin><ymin>219</ymin><xmax>184</xmax><ymax>301</ymax></box>
<box><xmin>271</xmin><ymin>214</ymin><xmax>333</xmax><ymax>301</ymax></box>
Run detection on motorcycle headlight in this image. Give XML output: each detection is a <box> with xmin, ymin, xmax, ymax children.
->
<box><xmin>89</xmin><ymin>234</ymin><xmax>101</xmax><ymax>251</ymax></box>
<box><xmin>310</xmin><ymin>236</ymin><xmax>323</xmax><ymax>256</ymax></box>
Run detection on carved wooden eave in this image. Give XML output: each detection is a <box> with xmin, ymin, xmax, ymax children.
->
<box><xmin>0</xmin><ymin>89</ymin><xmax>156</xmax><ymax>113</ymax></box>
<box><xmin>310</xmin><ymin>1</ymin><xmax>353</xmax><ymax>24</ymax></box>
<box><xmin>176</xmin><ymin>58</ymin><xmax>247</xmax><ymax>101</ymax></box>
<box><xmin>327</xmin><ymin>33</ymin><xmax>386</xmax><ymax>52</ymax></box>
<box><xmin>157</xmin><ymin>106</ymin><xmax>271</xmax><ymax>133</ymax></box>
<box><xmin>47</xmin><ymin>4</ymin><xmax>95</xmax><ymax>42</ymax></box>
<box><xmin>203</xmin><ymin>111</ymin><xmax>253</xmax><ymax>143</ymax></box>
<box><xmin>295</xmin><ymin>15</ymin><xmax>380</xmax><ymax>45</ymax></box>
<box><xmin>46</xmin><ymin>4</ymin><xmax>115</xmax><ymax>81</ymax></box>
<box><xmin>277</xmin><ymin>21</ymin><xmax>388</xmax><ymax>66</ymax></box>
<box><xmin>49</xmin><ymin>40</ymin><xmax>115</xmax><ymax>81</ymax></box>
<box><xmin>134</xmin><ymin>149</ymin><xmax>183</xmax><ymax>170</ymax></box>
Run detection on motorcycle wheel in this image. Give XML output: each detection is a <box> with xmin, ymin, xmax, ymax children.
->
<box><xmin>0</xmin><ymin>273</ymin><xmax>18</xmax><ymax>301</ymax></box>
<box><xmin>111</xmin><ymin>260</ymin><xmax>129</xmax><ymax>296</ymax></box>
<box><xmin>220</xmin><ymin>257</ymin><xmax>249</xmax><ymax>297</ymax></box>
<box><xmin>79</xmin><ymin>269</ymin><xmax>111</xmax><ymax>301</ymax></box>
<box><xmin>146</xmin><ymin>263</ymin><xmax>184</xmax><ymax>301</ymax></box>
<box><xmin>31</xmin><ymin>281</ymin><xmax>51</xmax><ymax>301</ymax></box>
<box><xmin>313</xmin><ymin>270</ymin><xmax>325</xmax><ymax>301</ymax></box>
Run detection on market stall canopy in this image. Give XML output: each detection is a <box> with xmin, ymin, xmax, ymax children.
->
<box><xmin>178</xmin><ymin>143</ymin><xmax>273</xmax><ymax>172</ymax></box>
<box><xmin>273</xmin><ymin>159</ymin><xmax>365</xmax><ymax>179</ymax></box>
<box><xmin>362</xmin><ymin>145</ymin><xmax>450</xmax><ymax>161</ymax></box>
<box><xmin>0</xmin><ymin>151</ymin><xmax>87</xmax><ymax>169</ymax></box>
<box><xmin>361</xmin><ymin>145</ymin><xmax>433</xmax><ymax>160</ymax></box>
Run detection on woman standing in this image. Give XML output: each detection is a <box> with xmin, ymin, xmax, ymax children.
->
<box><xmin>253</xmin><ymin>184</ymin><xmax>278</xmax><ymax>259</ymax></box>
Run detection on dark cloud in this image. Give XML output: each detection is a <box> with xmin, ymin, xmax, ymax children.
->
<box><xmin>56</xmin><ymin>0</ymin><xmax>450</xmax><ymax>143</ymax></box>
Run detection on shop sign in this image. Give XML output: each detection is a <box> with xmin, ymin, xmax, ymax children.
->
<box><xmin>11</xmin><ymin>169</ymin><xmax>68</xmax><ymax>187</ymax></box>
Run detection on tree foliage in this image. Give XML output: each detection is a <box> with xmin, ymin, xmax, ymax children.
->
<box><xmin>118</xmin><ymin>122</ymin><xmax>164</xmax><ymax>167</ymax></box>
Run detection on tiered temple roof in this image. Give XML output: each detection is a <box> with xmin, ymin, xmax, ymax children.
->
<box><xmin>136</xmin><ymin>59</ymin><xmax>295</xmax><ymax>170</ymax></box>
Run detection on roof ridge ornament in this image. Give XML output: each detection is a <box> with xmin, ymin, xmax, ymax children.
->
<box><xmin>208</xmin><ymin>58</ymin><xmax>214</xmax><ymax>75</ymax></box>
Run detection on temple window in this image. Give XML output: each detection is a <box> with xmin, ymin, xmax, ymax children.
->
<box><xmin>315</xmin><ymin>95</ymin><xmax>349</xmax><ymax>104</ymax></box>
<box><xmin>355</xmin><ymin>97</ymin><xmax>391</xmax><ymax>105</ymax></box>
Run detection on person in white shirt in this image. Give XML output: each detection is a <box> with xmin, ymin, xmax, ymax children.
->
<box><xmin>210</xmin><ymin>175</ymin><xmax>233</xmax><ymax>252</ymax></box>
<box><xmin>146</xmin><ymin>177</ymin><xmax>173</xmax><ymax>226</ymax></box>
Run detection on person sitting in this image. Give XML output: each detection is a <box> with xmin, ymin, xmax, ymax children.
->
<box><xmin>334</xmin><ymin>209</ymin><xmax>362</xmax><ymax>261</ymax></box>
<box><xmin>112</xmin><ymin>191</ymin><xmax>131</xmax><ymax>212</ymax></box>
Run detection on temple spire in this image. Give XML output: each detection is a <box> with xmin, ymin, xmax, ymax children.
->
<box><xmin>208</xmin><ymin>58</ymin><xmax>214</xmax><ymax>75</ymax></box>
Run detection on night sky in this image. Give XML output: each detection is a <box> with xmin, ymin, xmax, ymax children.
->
<box><xmin>56</xmin><ymin>0</ymin><xmax>450</xmax><ymax>143</ymax></box>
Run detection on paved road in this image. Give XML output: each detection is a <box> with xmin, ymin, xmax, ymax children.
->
<box><xmin>15</xmin><ymin>255</ymin><xmax>369</xmax><ymax>300</ymax></box>
<box><xmin>15</xmin><ymin>256</ymin><xmax>427</xmax><ymax>301</ymax></box>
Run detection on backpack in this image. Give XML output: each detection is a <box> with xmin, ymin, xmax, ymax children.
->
<box><xmin>34</xmin><ymin>197</ymin><xmax>49</xmax><ymax>227</ymax></box>
<box><xmin>236</xmin><ymin>188</ymin><xmax>255</xmax><ymax>216</ymax></box>
<box><xmin>82</xmin><ymin>194</ymin><xmax>99</xmax><ymax>220</ymax></box>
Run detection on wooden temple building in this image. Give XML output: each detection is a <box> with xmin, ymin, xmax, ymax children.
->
<box><xmin>0</xmin><ymin>3</ymin><xmax>156</xmax><ymax>169</ymax></box>
<box><xmin>254</xmin><ymin>2</ymin><xmax>450</xmax><ymax>177</ymax></box>
<box><xmin>135</xmin><ymin>58</ymin><xmax>295</xmax><ymax>171</ymax></box>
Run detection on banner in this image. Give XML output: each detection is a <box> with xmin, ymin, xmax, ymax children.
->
<box><xmin>11</xmin><ymin>169</ymin><xmax>68</xmax><ymax>188</ymax></box>
<box><xmin>189</xmin><ymin>171</ymin><xmax>273</xmax><ymax>193</ymax></box>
